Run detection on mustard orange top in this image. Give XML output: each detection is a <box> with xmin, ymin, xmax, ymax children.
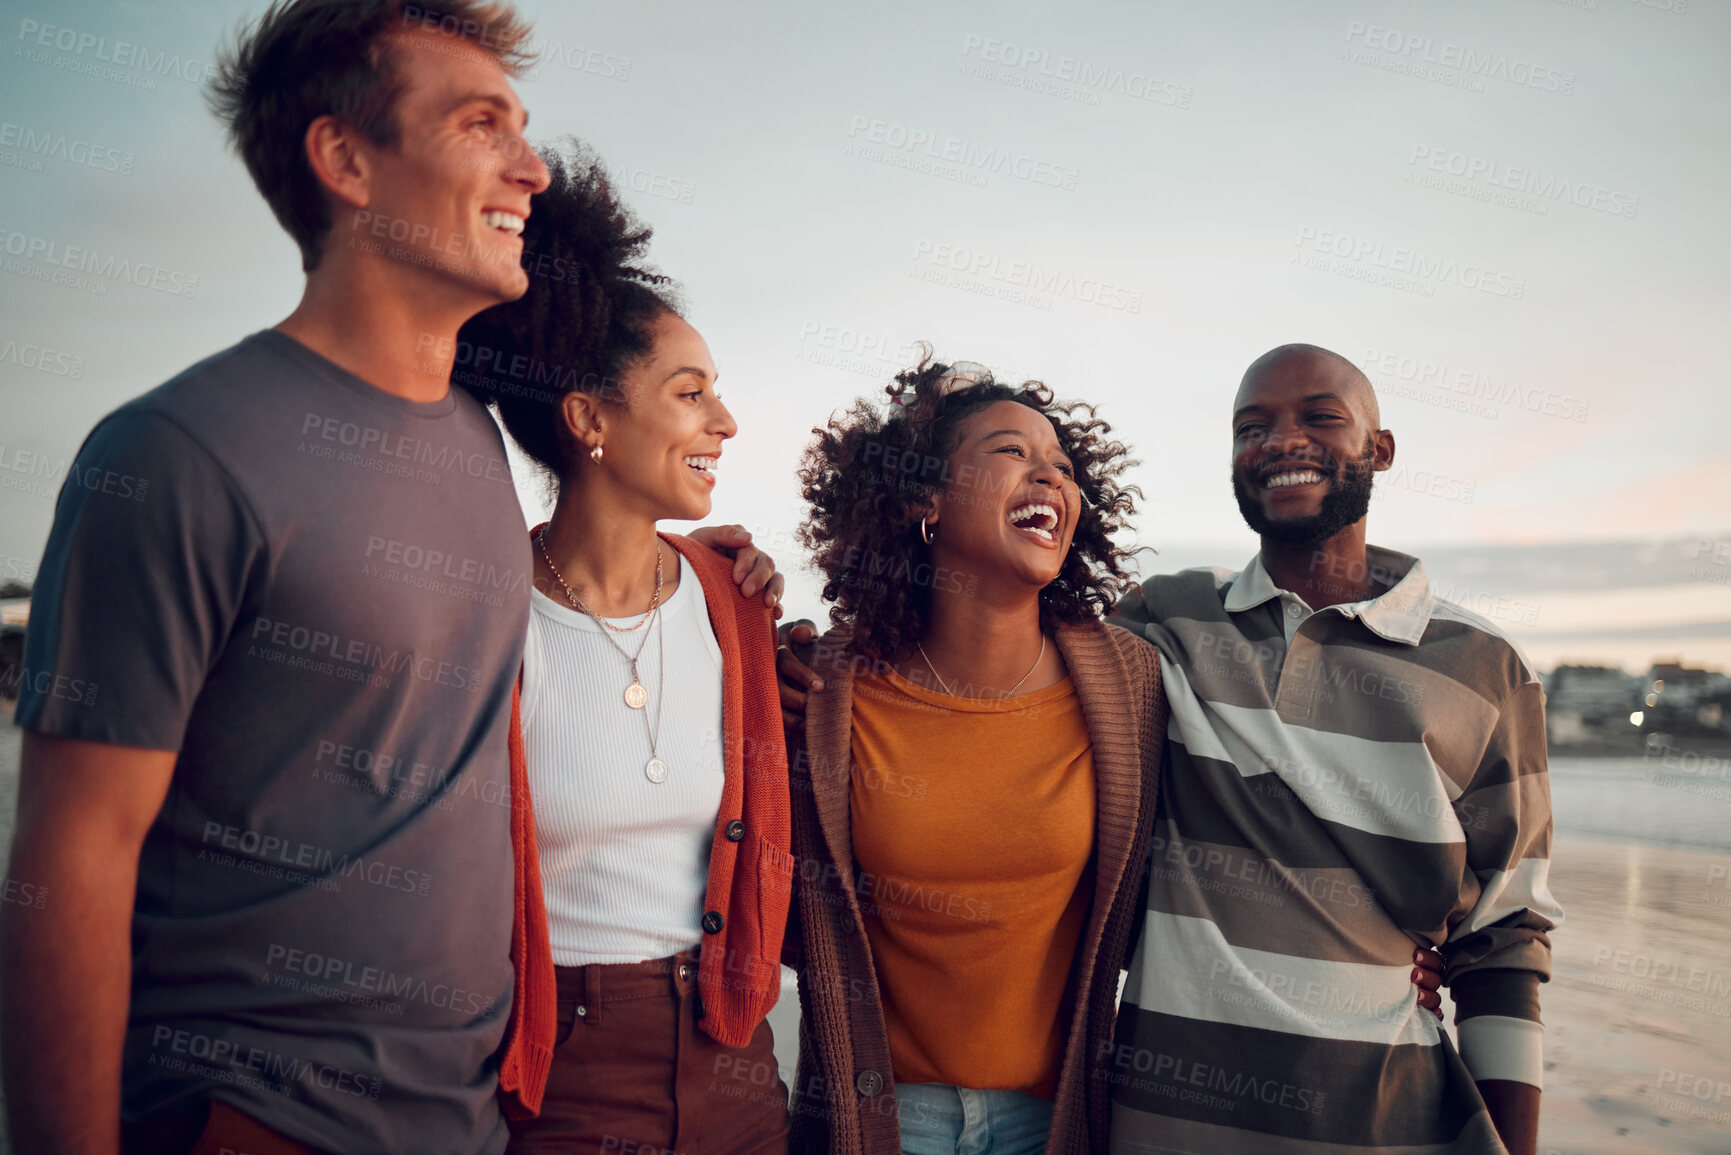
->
<box><xmin>849</xmin><ymin>665</ymin><xmax>1096</xmax><ymax>1099</ymax></box>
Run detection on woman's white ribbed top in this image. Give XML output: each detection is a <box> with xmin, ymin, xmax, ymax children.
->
<box><xmin>521</xmin><ymin>552</ymin><xmax>726</xmax><ymax>966</ymax></box>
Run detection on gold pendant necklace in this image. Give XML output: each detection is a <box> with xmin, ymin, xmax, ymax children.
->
<box><xmin>538</xmin><ymin>527</ymin><xmax>663</xmax><ymax>709</ymax></box>
<box><xmin>538</xmin><ymin>528</ymin><xmax>670</xmax><ymax>783</ymax></box>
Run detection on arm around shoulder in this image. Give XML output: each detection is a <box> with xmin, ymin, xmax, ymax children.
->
<box><xmin>1105</xmin><ymin>623</ymin><xmax>1168</xmax><ymax>773</ymax></box>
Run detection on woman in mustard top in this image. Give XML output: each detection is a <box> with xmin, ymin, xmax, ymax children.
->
<box><xmin>782</xmin><ymin>356</ymin><xmax>1165</xmax><ymax>1155</ymax></box>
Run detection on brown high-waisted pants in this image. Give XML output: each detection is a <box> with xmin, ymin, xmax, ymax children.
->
<box><xmin>506</xmin><ymin>950</ymin><xmax>790</xmax><ymax>1155</ymax></box>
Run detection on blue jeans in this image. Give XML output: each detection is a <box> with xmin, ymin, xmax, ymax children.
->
<box><xmin>894</xmin><ymin>1082</ymin><xmax>1053</xmax><ymax>1155</ymax></box>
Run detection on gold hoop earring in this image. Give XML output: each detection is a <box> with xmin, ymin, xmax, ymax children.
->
<box><xmin>920</xmin><ymin>516</ymin><xmax>934</xmax><ymax>544</ymax></box>
<box><xmin>590</xmin><ymin>444</ymin><xmax>604</xmax><ymax>463</ymax></box>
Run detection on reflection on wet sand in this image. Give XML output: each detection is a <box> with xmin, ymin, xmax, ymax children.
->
<box><xmin>1482</xmin><ymin>836</ymin><xmax>1731</xmax><ymax>1155</ymax></box>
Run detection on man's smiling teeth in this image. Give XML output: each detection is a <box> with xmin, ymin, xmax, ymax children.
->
<box><xmin>683</xmin><ymin>456</ymin><xmax>717</xmax><ymax>473</ymax></box>
<box><xmin>481</xmin><ymin>210</ymin><xmax>525</xmax><ymax>235</ymax></box>
<box><xmin>1264</xmin><ymin>470</ymin><xmax>1324</xmax><ymax>489</ymax></box>
<box><xmin>1008</xmin><ymin>502</ymin><xmax>1058</xmax><ymax>540</ymax></box>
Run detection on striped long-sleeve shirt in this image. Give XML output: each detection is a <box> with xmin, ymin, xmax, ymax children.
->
<box><xmin>1106</xmin><ymin>546</ymin><xmax>1562</xmax><ymax>1155</ymax></box>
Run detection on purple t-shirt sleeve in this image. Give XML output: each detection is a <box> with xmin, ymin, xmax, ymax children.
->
<box><xmin>15</xmin><ymin>406</ymin><xmax>264</xmax><ymax>750</ymax></box>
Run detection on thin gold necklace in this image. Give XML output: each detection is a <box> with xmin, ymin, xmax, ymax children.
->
<box><xmin>536</xmin><ymin>529</ymin><xmax>671</xmax><ymax>781</ymax></box>
<box><xmin>916</xmin><ymin>634</ymin><xmax>1046</xmax><ymax>699</ymax></box>
<box><xmin>537</xmin><ymin>527</ymin><xmax>664</xmax><ymax>634</ymax></box>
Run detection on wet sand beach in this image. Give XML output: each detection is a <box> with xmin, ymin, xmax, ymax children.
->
<box><xmin>1519</xmin><ymin>835</ymin><xmax>1731</xmax><ymax>1154</ymax></box>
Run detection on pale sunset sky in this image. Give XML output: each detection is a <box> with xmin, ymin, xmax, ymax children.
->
<box><xmin>2</xmin><ymin>0</ymin><xmax>1727</xmax><ymax>671</ymax></box>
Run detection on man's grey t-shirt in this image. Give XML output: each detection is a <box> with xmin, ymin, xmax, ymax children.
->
<box><xmin>15</xmin><ymin>331</ymin><xmax>531</xmax><ymax>1154</ymax></box>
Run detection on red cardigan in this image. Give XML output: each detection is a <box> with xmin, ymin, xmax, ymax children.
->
<box><xmin>497</xmin><ymin>532</ymin><xmax>794</xmax><ymax>1118</ymax></box>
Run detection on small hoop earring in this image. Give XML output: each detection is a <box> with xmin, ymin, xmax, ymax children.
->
<box><xmin>919</xmin><ymin>516</ymin><xmax>934</xmax><ymax>544</ymax></box>
<box><xmin>590</xmin><ymin>444</ymin><xmax>604</xmax><ymax>463</ymax></box>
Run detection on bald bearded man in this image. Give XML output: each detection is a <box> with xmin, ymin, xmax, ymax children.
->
<box><xmin>1105</xmin><ymin>344</ymin><xmax>1559</xmax><ymax>1155</ymax></box>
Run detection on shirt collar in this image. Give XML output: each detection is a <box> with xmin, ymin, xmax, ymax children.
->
<box><xmin>1224</xmin><ymin>545</ymin><xmax>1436</xmax><ymax>646</ymax></box>
<box><xmin>1222</xmin><ymin>553</ymin><xmax>1284</xmax><ymax>613</ymax></box>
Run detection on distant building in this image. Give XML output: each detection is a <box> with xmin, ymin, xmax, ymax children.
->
<box><xmin>0</xmin><ymin>596</ymin><xmax>27</xmax><ymax>703</ymax></box>
<box><xmin>1544</xmin><ymin>664</ymin><xmax>1641</xmax><ymax>747</ymax></box>
<box><xmin>1640</xmin><ymin>659</ymin><xmax>1731</xmax><ymax>737</ymax></box>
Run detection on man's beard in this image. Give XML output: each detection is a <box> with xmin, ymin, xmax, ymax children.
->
<box><xmin>1233</xmin><ymin>438</ymin><xmax>1376</xmax><ymax>547</ymax></box>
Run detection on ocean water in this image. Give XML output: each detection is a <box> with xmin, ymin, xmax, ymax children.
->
<box><xmin>1549</xmin><ymin>754</ymin><xmax>1731</xmax><ymax>853</ymax></box>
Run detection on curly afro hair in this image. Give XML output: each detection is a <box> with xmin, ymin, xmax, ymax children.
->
<box><xmin>798</xmin><ymin>350</ymin><xmax>1142</xmax><ymax>662</ymax></box>
<box><xmin>454</xmin><ymin>137</ymin><xmax>680</xmax><ymax>490</ymax></box>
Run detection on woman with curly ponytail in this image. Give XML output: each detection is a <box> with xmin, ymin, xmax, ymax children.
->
<box><xmin>783</xmin><ymin>355</ymin><xmax>1168</xmax><ymax>1155</ymax></box>
<box><xmin>459</xmin><ymin>141</ymin><xmax>794</xmax><ymax>1155</ymax></box>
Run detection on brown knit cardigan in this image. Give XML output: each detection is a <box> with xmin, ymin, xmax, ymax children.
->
<box><xmin>787</xmin><ymin>619</ymin><xmax>1167</xmax><ymax>1155</ymax></box>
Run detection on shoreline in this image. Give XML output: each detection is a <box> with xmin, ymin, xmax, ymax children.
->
<box><xmin>1551</xmin><ymin>737</ymin><xmax>1731</xmax><ymax>759</ymax></box>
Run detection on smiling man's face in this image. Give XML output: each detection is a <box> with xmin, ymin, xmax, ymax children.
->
<box><xmin>349</xmin><ymin>27</ymin><xmax>549</xmax><ymax>306</ymax></box>
<box><xmin>1229</xmin><ymin>346</ymin><xmax>1393</xmax><ymax>547</ymax></box>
